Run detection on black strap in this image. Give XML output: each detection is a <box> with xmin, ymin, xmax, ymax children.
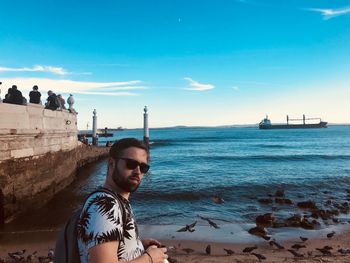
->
<box><xmin>93</xmin><ymin>187</ymin><xmax>127</xmax><ymax>230</ymax></box>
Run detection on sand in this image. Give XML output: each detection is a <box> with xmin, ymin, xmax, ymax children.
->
<box><xmin>1</xmin><ymin>228</ymin><xmax>350</xmax><ymax>262</ymax></box>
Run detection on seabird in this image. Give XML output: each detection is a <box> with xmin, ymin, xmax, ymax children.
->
<box><xmin>316</xmin><ymin>247</ymin><xmax>332</xmax><ymax>256</ymax></box>
<box><xmin>176</xmin><ymin>221</ymin><xmax>197</xmax><ymax>232</ymax></box>
<box><xmin>243</xmin><ymin>245</ymin><xmax>258</xmax><ymax>253</ymax></box>
<box><xmin>198</xmin><ymin>215</ymin><xmax>220</xmax><ymax>228</ymax></box>
<box><xmin>212</xmin><ymin>195</ymin><xmax>224</xmax><ymax>204</ymax></box>
<box><xmin>338</xmin><ymin>248</ymin><xmax>350</xmax><ymax>254</ymax></box>
<box><xmin>27</xmin><ymin>251</ymin><xmax>38</xmax><ymax>261</ymax></box>
<box><xmin>8</xmin><ymin>253</ymin><xmax>24</xmax><ymax>261</ymax></box>
<box><xmin>252</xmin><ymin>252</ymin><xmax>266</xmax><ymax>260</ymax></box>
<box><xmin>48</xmin><ymin>248</ymin><xmax>55</xmax><ymax>259</ymax></box>
<box><xmin>182</xmin><ymin>248</ymin><xmax>194</xmax><ymax>254</ymax></box>
<box><xmin>287</xmin><ymin>249</ymin><xmax>304</xmax><ymax>258</ymax></box>
<box><xmin>207</xmin><ymin>218</ymin><xmax>220</xmax><ymax>228</ymax></box>
<box><xmin>205</xmin><ymin>244</ymin><xmax>211</xmax><ymax>255</ymax></box>
<box><xmin>223</xmin><ymin>248</ymin><xmax>235</xmax><ymax>255</ymax></box>
<box><xmin>299</xmin><ymin>236</ymin><xmax>308</xmax><ymax>242</ymax></box>
<box><xmin>269</xmin><ymin>240</ymin><xmax>284</xmax><ymax>249</ymax></box>
<box><xmin>326</xmin><ymin>231</ymin><xmax>335</xmax><ymax>239</ymax></box>
<box><xmin>291</xmin><ymin>244</ymin><xmax>306</xmax><ymax>250</ymax></box>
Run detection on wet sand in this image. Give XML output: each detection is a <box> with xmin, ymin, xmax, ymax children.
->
<box><xmin>1</xmin><ymin>228</ymin><xmax>350</xmax><ymax>262</ymax></box>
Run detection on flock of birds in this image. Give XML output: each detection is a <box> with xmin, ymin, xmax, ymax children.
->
<box><xmin>171</xmin><ymin>229</ymin><xmax>350</xmax><ymax>261</ymax></box>
<box><xmin>0</xmin><ymin>249</ymin><xmax>54</xmax><ymax>263</ymax></box>
<box><xmin>170</xmin><ymin>194</ymin><xmax>350</xmax><ymax>261</ymax></box>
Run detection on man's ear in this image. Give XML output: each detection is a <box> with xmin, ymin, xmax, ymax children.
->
<box><xmin>107</xmin><ymin>158</ymin><xmax>116</xmax><ymax>177</ymax></box>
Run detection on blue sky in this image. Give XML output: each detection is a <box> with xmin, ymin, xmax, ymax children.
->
<box><xmin>0</xmin><ymin>0</ymin><xmax>349</xmax><ymax>129</ymax></box>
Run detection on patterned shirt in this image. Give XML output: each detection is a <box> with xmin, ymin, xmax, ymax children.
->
<box><xmin>77</xmin><ymin>190</ymin><xmax>144</xmax><ymax>262</ymax></box>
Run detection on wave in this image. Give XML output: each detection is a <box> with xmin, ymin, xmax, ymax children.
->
<box><xmin>201</xmin><ymin>154</ymin><xmax>350</xmax><ymax>162</ymax></box>
<box><xmin>254</xmin><ymin>144</ymin><xmax>289</xmax><ymax>149</ymax></box>
<box><xmin>140</xmin><ymin>212</ymin><xmax>183</xmax><ymax>222</ymax></box>
<box><xmin>150</xmin><ymin>137</ymin><xmax>228</xmax><ymax>145</ymax></box>
<box><xmin>135</xmin><ymin>177</ymin><xmax>350</xmax><ymax>203</ymax></box>
<box><xmin>134</xmin><ymin>190</ymin><xmax>206</xmax><ymax>201</ymax></box>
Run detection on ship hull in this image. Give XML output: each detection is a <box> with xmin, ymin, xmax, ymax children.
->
<box><xmin>259</xmin><ymin>122</ymin><xmax>328</xmax><ymax>129</ymax></box>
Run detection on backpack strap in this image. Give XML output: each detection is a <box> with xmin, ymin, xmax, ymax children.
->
<box><xmin>93</xmin><ymin>187</ymin><xmax>127</xmax><ymax>230</ymax></box>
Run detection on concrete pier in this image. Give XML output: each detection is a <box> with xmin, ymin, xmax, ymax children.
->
<box><xmin>0</xmin><ymin>103</ymin><xmax>108</xmax><ymax>224</ymax></box>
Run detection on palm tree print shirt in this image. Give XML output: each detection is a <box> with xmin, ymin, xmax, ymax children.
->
<box><xmin>77</xmin><ymin>191</ymin><xmax>144</xmax><ymax>262</ymax></box>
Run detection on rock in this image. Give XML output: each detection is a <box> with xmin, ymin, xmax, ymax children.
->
<box><xmin>285</xmin><ymin>214</ymin><xmax>302</xmax><ymax>227</ymax></box>
<box><xmin>256</xmin><ymin>213</ymin><xmax>275</xmax><ymax>226</ymax></box>
<box><xmin>300</xmin><ymin>218</ymin><xmax>314</xmax><ymax>230</ymax></box>
<box><xmin>311</xmin><ymin>219</ymin><xmax>320</xmax><ymax>226</ymax></box>
<box><xmin>297</xmin><ymin>201</ymin><xmax>317</xmax><ymax>210</ymax></box>
<box><xmin>258</xmin><ymin>198</ymin><xmax>273</xmax><ymax>204</ymax></box>
<box><xmin>325</xmin><ymin>200</ymin><xmax>332</xmax><ymax>206</ymax></box>
<box><xmin>275</xmin><ymin>198</ymin><xmax>293</xmax><ymax>205</ymax></box>
<box><xmin>333</xmin><ymin>218</ymin><xmax>340</xmax><ymax>223</ymax></box>
<box><xmin>248</xmin><ymin>226</ymin><xmax>268</xmax><ymax>237</ymax></box>
<box><xmin>272</xmin><ymin>221</ymin><xmax>287</xmax><ymax>228</ymax></box>
<box><xmin>275</xmin><ymin>189</ymin><xmax>285</xmax><ymax>197</ymax></box>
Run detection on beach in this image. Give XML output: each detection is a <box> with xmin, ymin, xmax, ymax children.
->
<box><xmin>1</xmin><ymin>228</ymin><xmax>350</xmax><ymax>262</ymax></box>
<box><xmin>2</xmin><ymin>127</ymin><xmax>350</xmax><ymax>262</ymax></box>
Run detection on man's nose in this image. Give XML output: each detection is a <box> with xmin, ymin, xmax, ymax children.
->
<box><xmin>132</xmin><ymin>165</ymin><xmax>141</xmax><ymax>174</ymax></box>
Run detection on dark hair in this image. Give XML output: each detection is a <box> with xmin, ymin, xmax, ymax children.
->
<box><xmin>33</xmin><ymin>85</ymin><xmax>38</xmax><ymax>90</ymax></box>
<box><xmin>109</xmin><ymin>138</ymin><xmax>149</xmax><ymax>160</ymax></box>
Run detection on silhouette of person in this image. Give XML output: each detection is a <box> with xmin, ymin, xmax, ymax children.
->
<box><xmin>29</xmin><ymin>85</ymin><xmax>41</xmax><ymax>104</ymax></box>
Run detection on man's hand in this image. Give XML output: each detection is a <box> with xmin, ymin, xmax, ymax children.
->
<box><xmin>146</xmin><ymin>245</ymin><xmax>168</xmax><ymax>263</ymax></box>
<box><xmin>142</xmin><ymin>238</ymin><xmax>162</xmax><ymax>249</ymax></box>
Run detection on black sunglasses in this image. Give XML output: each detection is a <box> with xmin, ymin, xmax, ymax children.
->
<box><xmin>118</xmin><ymin>157</ymin><xmax>150</xmax><ymax>173</ymax></box>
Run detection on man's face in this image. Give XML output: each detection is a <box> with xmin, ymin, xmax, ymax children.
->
<box><xmin>111</xmin><ymin>147</ymin><xmax>149</xmax><ymax>193</ymax></box>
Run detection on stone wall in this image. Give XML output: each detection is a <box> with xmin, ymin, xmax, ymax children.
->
<box><xmin>0</xmin><ymin>103</ymin><xmax>109</xmax><ymax>224</ymax></box>
<box><xmin>0</xmin><ymin>103</ymin><xmax>78</xmax><ymax>160</ymax></box>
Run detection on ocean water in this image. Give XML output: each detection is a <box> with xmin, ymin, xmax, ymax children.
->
<box><xmin>4</xmin><ymin>125</ymin><xmax>350</xmax><ymax>239</ymax></box>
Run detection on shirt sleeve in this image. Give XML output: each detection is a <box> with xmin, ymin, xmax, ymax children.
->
<box><xmin>77</xmin><ymin>192</ymin><xmax>124</xmax><ymax>251</ymax></box>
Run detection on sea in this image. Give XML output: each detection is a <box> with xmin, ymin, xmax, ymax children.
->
<box><xmin>3</xmin><ymin>125</ymin><xmax>350</xmax><ymax>243</ymax></box>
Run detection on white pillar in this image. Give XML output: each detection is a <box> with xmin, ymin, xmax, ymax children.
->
<box><xmin>143</xmin><ymin>106</ymin><xmax>149</xmax><ymax>147</ymax></box>
<box><xmin>92</xmin><ymin>109</ymin><xmax>97</xmax><ymax>145</ymax></box>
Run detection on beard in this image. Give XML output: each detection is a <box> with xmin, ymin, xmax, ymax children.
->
<box><xmin>112</xmin><ymin>166</ymin><xmax>141</xmax><ymax>193</ymax></box>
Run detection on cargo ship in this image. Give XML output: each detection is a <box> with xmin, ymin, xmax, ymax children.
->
<box><xmin>259</xmin><ymin>115</ymin><xmax>327</xmax><ymax>129</ymax></box>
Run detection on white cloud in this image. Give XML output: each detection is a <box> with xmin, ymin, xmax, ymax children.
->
<box><xmin>232</xmin><ymin>86</ymin><xmax>240</xmax><ymax>91</ymax></box>
<box><xmin>306</xmin><ymin>7</ymin><xmax>350</xmax><ymax>20</ymax></box>
<box><xmin>184</xmin><ymin>77</ymin><xmax>215</xmax><ymax>91</ymax></box>
<box><xmin>0</xmin><ymin>78</ymin><xmax>143</xmax><ymax>96</ymax></box>
<box><xmin>73</xmin><ymin>91</ymin><xmax>139</xmax><ymax>96</ymax></box>
<box><xmin>0</xmin><ymin>65</ymin><xmax>70</xmax><ymax>75</ymax></box>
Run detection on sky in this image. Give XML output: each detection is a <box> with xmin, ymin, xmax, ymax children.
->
<box><xmin>0</xmin><ymin>0</ymin><xmax>349</xmax><ymax>129</ymax></box>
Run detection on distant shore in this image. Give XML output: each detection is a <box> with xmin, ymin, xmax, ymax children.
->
<box><xmin>1</xmin><ymin>225</ymin><xmax>350</xmax><ymax>262</ymax></box>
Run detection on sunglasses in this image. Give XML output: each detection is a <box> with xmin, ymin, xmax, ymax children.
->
<box><xmin>118</xmin><ymin>157</ymin><xmax>150</xmax><ymax>173</ymax></box>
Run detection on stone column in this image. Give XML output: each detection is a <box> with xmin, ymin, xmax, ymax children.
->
<box><xmin>143</xmin><ymin>106</ymin><xmax>149</xmax><ymax>148</ymax></box>
<box><xmin>92</xmin><ymin>109</ymin><xmax>97</xmax><ymax>145</ymax></box>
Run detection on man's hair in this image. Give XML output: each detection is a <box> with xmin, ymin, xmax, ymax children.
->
<box><xmin>33</xmin><ymin>85</ymin><xmax>38</xmax><ymax>90</ymax></box>
<box><xmin>109</xmin><ymin>138</ymin><xmax>149</xmax><ymax>160</ymax></box>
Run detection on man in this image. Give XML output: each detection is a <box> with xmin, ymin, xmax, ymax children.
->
<box><xmin>77</xmin><ymin>138</ymin><xmax>168</xmax><ymax>263</ymax></box>
<box><xmin>45</xmin><ymin>90</ymin><xmax>59</xmax><ymax>110</ymax></box>
<box><xmin>29</xmin><ymin>85</ymin><xmax>41</xmax><ymax>104</ymax></box>
<box><xmin>57</xmin><ymin>94</ymin><xmax>66</xmax><ymax>110</ymax></box>
<box><xmin>67</xmin><ymin>94</ymin><xmax>78</xmax><ymax>114</ymax></box>
<box><xmin>7</xmin><ymin>85</ymin><xmax>23</xmax><ymax>105</ymax></box>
